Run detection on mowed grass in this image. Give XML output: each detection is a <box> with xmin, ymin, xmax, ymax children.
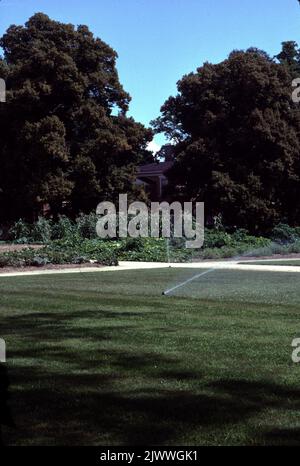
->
<box><xmin>1</xmin><ymin>268</ymin><xmax>300</xmax><ymax>445</ymax></box>
<box><xmin>240</xmin><ymin>260</ymin><xmax>300</xmax><ymax>267</ymax></box>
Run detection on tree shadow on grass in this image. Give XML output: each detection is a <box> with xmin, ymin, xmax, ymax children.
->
<box><xmin>211</xmin><ymin>379</ymin><xmax>300</xmax><ymax>445</ymax></box>
<box><xmin>5</xmin><ymin>359</ymin><xmax>300</xmax><ymax>445</ymax></box>
<box><xmin>0</xmin><ymin>309</ymin><xmax>161</xmax><ymax>342</ymax></box>
<box><xmin>3</xmin><ymin>310</ymin><xmax>300</xmax><ymax>445</ymax></box>
<box><xmin>8</xmin><ymin>349</ymin><xmax>300</xmax><ymax>446</ymax></box>
<box><xmin>262</xmin><ymin>427</ymin><xmax>300</xmax><ymax>445</ymax></box>
<box><xmin>0</xmin><ymin>365</ymin><xmax>15</xmax><ymax>446</ymax></box>
<box><xmin>6</xmin><ymin>369</ymin><xmax>259</xmax><ymax>445</ymax></box>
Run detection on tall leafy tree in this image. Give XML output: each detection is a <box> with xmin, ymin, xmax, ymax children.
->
<box><xmin>276</xmin><ymin>41</ymin><xmax>300</xmax><ymax>78</ymax></box>
<box><xmin>0</xmin><ymin>13</ymin><xmax>152</xmax><ymax>221</ymax></box>
<box><xmin>153</xmin><ymin>49</ymin><xmax>300</xmax><ymax>233</ymax></box>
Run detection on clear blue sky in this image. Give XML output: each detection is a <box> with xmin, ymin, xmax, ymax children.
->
<box><xmin>0</xmin><ymin>0</ymin><xmax>299</xmax><ymax>148</ymax></box>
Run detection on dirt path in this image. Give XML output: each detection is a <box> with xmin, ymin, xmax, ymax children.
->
<box><xmin>0</xmin><ymin>244</ymin><xmax>42</xmax><ymax>253</ymax></box>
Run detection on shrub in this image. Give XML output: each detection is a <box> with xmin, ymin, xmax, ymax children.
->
<box><xmin>31</xmin><ymin>217</ymin><xmax>52</xmax><ymax>243</ymax></box>
<box><xmin>288</xmin><ymin>241</ymin><xmax>300</xmax><ymax>254</ymax></box>
<box><xmin>76</xmin><ymin>213</ymin><xmax>98</xmax><ymax>239</ymax></box>
<box><xmin>271</xmin><ymin>224</ymin><xmax>300</xmax><ymax>244</ymax></box>
<box><xmin>31</xmin><ymin>256</ymin><xmax>50</xmax><ymax>267</ymax></box>
<box><xmin>0</xmin><ymin>240</ymin><xmax>119</xmax><ymax>268</ymax></box>
<box><xmin>201</xmin><ymin>248</ymin><xmax>222</xmax><ymax>259</ymax></box>
<box><xmin>203</xmin><ymin>228</ymin><xmax>271</xmax><ymax>252</ymax></box>
<box><xmin>219</xmin><ymin>247</ymin><xmax>240</xmax><ymax>259</ymax></box>
<box><xmin>0</xmin><ymin>255</ymin><xmax>11</xmax><ymax>267</ymax></box>
<box><xmin>204</xmin><ymin>230</ymin><xmax>232</xmax><ymax>248</ymax></box>
<box><xmin>230</xmin><ymin>228</ymin><xmax>249</xmax><ymax>242</ymax></box>
<box><xmin>94</xmin><ymin>251</ymin><xmax>118</xmax><ymax>266</ymax></box>
<box><xmin>270</xmin><ymin>243</ymin><xmax>287</xmax><ymax>255</ymax></box>
<box><xmin>8</xmin><ymin>219</ymin><xmax>32</xmax><ymax>243</ymax></box>
<box><xmin>119</xmin><ymin>237</ymin><xmax>145</xmax><ymax>253</ymax></box>
<box><xmin>51</xmin><ymin>216</ymin><xmax>75</xmax><ymax>240</ymax></box>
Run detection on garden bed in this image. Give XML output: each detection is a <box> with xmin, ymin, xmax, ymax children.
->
<box><xmin>0</xmin><ymin>244</ymin><xmax>43</xmax><ymax>253</ymax></box>
<box><xmin>0</xmin><ymin>262</ymin><xmax>104</xmax><ymax>274</ymax></box>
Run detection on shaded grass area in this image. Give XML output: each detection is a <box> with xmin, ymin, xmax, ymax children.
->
<box><xmin>1</xmin><ymin>268</ymin><xmax>300</xmax><ymax>445</ymax></box>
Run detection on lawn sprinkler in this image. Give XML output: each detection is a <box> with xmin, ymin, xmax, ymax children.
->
<box><xmin>162</xmin><ymin>267</ymin><xmax>216</xmax><ymax>297</ymax></box>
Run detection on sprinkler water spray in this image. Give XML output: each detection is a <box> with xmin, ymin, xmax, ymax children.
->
<box><xmin>162</xmin><ymin>268</ymin><xmax>216</xmax><ymax>296</ymax></box>
<box><xmin>161</xmin><ymin>240</ymin><xmax>285</xmax><ymax>297</ymax></box>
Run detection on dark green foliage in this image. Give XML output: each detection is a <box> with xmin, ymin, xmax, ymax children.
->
<box><xmin>0</xmin><ymin>241</ymin><xmax>118</xmax><ymax>267</ymax></box>
<box><xmin>153</xmin><ymin>49</ymin><xmax>300</xmax><ymax>233</ymax></box>
<box><xmin>6</xmin><ymin>215</ymin><xmax>300</xmax><ymax>266</ymax></box>
<box><xmin>31</xmin><ymin>217</ymin><xmax>53</xmax><ymax>243</ymax></box>
<box><xmin>8</xmin><ymin>219</ymin><xmax>32</xmax><ymax>243</ymax></box>
<box><xmin>76</xmin><ymin>212</ymin><xmax>98</xmax><ymax>239</ymax></box>
<box><xmin>271</xmin><ymin>223</ymin><xmax>300</xmax><ymax>244</ymax></box>
<box><xmin>204</xmin><ymin>228</ymin><xmax>270</xmax><ymax>249</ymax></box>
<box><xmin>276</xmin><ymin>41</ymin><xmax>300</xmax><ymax>78</ymax></box>
<box><xmin>0</xmin><ymin>13</ymin><xmax>152</xmax><ymax>222</ymax></box>
<box><xmin>7</xmin><ymin>214</ymin><xmax>94</xmax><ymax>242</ymax></box>
<box><xmin>51</xmin><ymin>215</ymin><xmax>76</xmax><ymax>240</ymax></box>
<box><xmin>0</xmin><ymin>224</ymin><xmax>274</xmax><ymax>266</ymax></box>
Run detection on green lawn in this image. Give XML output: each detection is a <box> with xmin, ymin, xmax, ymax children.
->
<box><xmin>1</xmin><ymin>268</ymin><xmax>300</xmax><ymax>446</ymax></box>
<box><xmin>240</xmin><ymin>260</ymin><xmax>300</xmax><ymax>267</ymax></box>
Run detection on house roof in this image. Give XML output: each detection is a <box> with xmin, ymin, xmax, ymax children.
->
<box><xmin>137</xmin><ymin>161</ymin><xmax>174</xmax><ymax>177</ymax></box>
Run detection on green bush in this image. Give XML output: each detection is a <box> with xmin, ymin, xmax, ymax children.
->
<box><xmin>8</xmin><ymin>219</ymin><xmax>32</xmax><ymax>243</ymax></box>
<box><xmin>8</xmin><ymin>213</ymin><xmax>98</xmax><ymax>243</ymax></box>
<box><xmin>271</xmin><ymin>224</ymin><xmax>300</xmax><ymax>244</ymax></box>
<box><xmin>204</xmin><ymin>230</ymin><xmax>232</xmax><ymax>248</ymax></box>
<box><xmin>31</xmin><ymin>217</ymin><xmax>52</xmax><ymax>243</ymax></box>
<box><xmin>203</xmin><ymin>228</ymin><xmax>270</xmax><ymax>250</ymax></box>
<box><xmin>94</xmin><ymin>251</ymin><xmax>118</xmax><ymax>266</ymax></box>
<box><xmin>0</xmin><ymin>240</ymin><xmax>119</xmax><ymax>268</ymax></box>
<box><xmin>76</xmin><ymin>213</ymin><xmax>98</xmax><ymax>239</ymax></box>
<box><xmin>31</xmin><ymin>256</ymin><xmax>50</xmax><ymax>267</ymax></box>
<box><xmin>201</xmin><ymin>248</ymin><xmax>222</xmax><ymax>260</ymax></box>
<box><xmin>52</xmin><ymin>216</ymin><xmax>76</xmax><ymax>240</ymax></box>
<box><xmin>0</xmin><ymin>255</ymin><xmax>15</xmax><ymax>267</ymax></box>
<box><xmin>288</xmin><ymin>241</ymin><xmax>300</xmax><ymax>254</ymax></box>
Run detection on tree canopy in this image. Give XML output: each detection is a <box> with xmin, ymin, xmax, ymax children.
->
<box><xmin>276</xmin><ymin>41</ymin><xmax>300</xmax><ymax>78</ymax></box>
<box><xmin>153</xmin><ymin>49</ymin><xmax>300</xmax><ymax>233</ymax></box>
<box><xmin>0</xmin><ymin>13</ymin><xmax>152</xmax><ymax>222</ymax></box>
